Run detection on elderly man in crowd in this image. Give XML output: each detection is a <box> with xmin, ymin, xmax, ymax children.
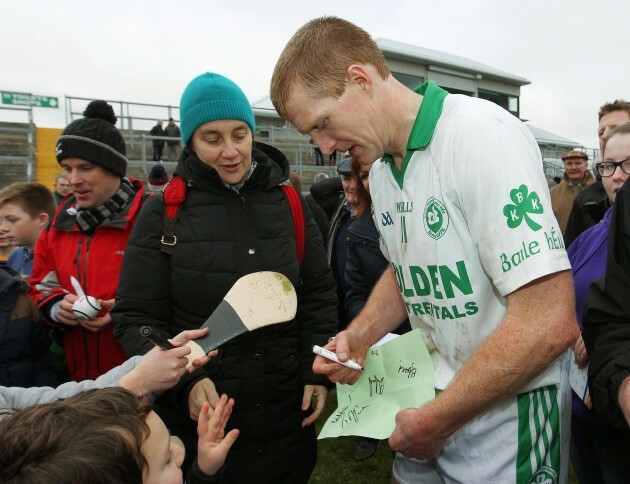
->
<box><xmin>550</xmin><ymin>150</ymin><xmax>595</xmax><ymax>235</ymax></box>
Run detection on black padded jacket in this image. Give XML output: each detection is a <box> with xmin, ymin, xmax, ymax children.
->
<box><xmin>112</xmin><ymin>143</ymin><xmax>337</xmax><ymax>482</ymax></box>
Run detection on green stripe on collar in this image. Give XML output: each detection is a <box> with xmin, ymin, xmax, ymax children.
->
<box><xmin>382</xmin><ymin>81</ymin><xmax>448</xmax><ymax>189</ymax></box>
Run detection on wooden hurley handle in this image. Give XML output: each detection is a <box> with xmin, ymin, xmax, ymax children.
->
<box><xmin>184</xmin><ymin>340</ymin><xmax>209</xmax><ymax>369</ymax></box>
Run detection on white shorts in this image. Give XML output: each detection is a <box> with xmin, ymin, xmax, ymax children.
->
<box><xmin>392</xmin><ymin>372</ymin><xmax>570</xmax><ymax>483</ymax></box>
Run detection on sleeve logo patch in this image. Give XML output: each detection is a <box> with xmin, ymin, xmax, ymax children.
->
<box><xmin>423</xmin><ymin>197</ymin><xmax>449</xmax><ymax>240</ymax></box>
<box><xmin>381</xmin><ymin>211</ymin><xmax>394</xmax><ymax>226</ymax></box>
<box><xmin>503</xmin><ymin>185</ymin><xmax>543</xmax><ymax>231</ymax></box>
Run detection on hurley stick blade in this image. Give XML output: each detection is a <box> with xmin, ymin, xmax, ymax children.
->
<box><xmin>186</xmin><ymin>272</ymin><xmax>297</xmax><ymax>367</ymax></box>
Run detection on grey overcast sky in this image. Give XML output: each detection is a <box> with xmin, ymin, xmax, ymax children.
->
<box><xmin>2</xmin><ymin>0</ymin><xmax>628</xmax><ymax>150</ymax></box>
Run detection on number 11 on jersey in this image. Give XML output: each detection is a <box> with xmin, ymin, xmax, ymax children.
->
<box><xmin>401</xmin><ymin>215</ymin><xmax>408</xmax><ymax>244</ymax></box>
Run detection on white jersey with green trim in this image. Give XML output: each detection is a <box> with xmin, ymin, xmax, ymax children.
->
<box><xmin>370</xmin><ymin>93</ymin><xmax>570</xmax><ymax>391</ymax></box>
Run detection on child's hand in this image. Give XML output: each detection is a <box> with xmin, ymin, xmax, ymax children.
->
<box><xmin>172</xmin><ymin>327</ymin><xmax>218</xmax><ymax>370</ymax></box>
<box><xmin>197</xmin><ymin>394</ymin><xmax>239</xmax><ymax>477</ymax></box>
<box><xmin>120</xmin><ymin>328</ymin><xmax>215</xmax><ymax>396</ymax></box>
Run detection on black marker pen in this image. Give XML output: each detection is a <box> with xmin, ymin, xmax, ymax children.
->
<box><xmin>140</xmin><ymin>326</ymin><xmax>176</xmax><ymax>350</ymax></box>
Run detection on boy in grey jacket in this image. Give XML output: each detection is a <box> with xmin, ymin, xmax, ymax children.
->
<box><xmin>0</xmin><ymin>327</ymin><xmax>212</xmax><ymax>413</ymax></box>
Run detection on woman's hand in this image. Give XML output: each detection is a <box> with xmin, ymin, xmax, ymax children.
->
<box><xmin>301</xmin><ymin>384</ymin><xmax>328</xmax><ymax>427</ymax></box>
<box><xmin>189</xmin><ymin>378</ymin><xmax>220</xmax><ymax>421</ymax></box>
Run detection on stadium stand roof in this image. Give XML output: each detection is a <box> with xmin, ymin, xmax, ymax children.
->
<box><xmin>525</xmin><ymin>124</ymin><xmax>578</xmax><ymax>147</ymax></box>
<box><xmin>376</xmin><ymin>38</ymin><xmax>530</xmax><ymax>86</ymax></box>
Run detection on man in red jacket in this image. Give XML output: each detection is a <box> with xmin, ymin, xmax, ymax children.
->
<box><xmin>30</xmin><ymin>101</ymin><xmax>146</xmax><ymax>381</ymax></box>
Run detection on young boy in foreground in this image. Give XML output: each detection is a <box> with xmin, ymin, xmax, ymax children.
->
<box><xmin>0</xmin><ymin>328</ymin><xmax>234</xmax><ymax>482</ymax></box>
<box><xmin>0</xmin><ymin>387</ymin><xmax>237</xmax><ymax>483</ymax></box>
<box><xmin>0</xmin><ymin>327</ymin><xmax>214</xmax><ymax>410</ymax></box>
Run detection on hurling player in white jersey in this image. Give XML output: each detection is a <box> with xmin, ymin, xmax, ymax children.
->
<box><xmin>271</xmin><ymin>17</ymin><xmax>579</xmax><ymax>484</ymax></box>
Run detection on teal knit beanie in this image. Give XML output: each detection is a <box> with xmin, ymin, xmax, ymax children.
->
<box><xmin>180</xmin><ymin>72</ymin><xmax>256</xmax><ymax>144</ymax></box>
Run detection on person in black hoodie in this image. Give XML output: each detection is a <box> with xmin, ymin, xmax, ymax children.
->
<box><xmin>583</xmin><ymin>122</ymin><xmax>630</xmax><ymax>429</ymax></box>
<box><xmin>112</xmin><ymin>72</ymin><xmax>337</xmax><ymax>483</ymax></box>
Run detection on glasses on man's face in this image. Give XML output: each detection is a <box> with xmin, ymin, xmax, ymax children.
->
<box><xmin>596</xmin><ymin>158</ymin><xmax>630</xmax><ymax>177</ymax></box>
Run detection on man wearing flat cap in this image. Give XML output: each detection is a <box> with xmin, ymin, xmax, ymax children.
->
<box><xmin>550</xmin><ymin>150</ymin><xmax>595</xmax><ymax>234</ymax></box>
<box><xmin>29</xmin><ymin>100</ymin><xmax>147</xmax><ymax>383</ymax></box>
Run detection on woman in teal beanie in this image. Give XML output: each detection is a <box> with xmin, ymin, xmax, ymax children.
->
<box><xmin>112</xmin><ymin>73</ymin><xmax>338</xmax><ymax>483</ymax></box>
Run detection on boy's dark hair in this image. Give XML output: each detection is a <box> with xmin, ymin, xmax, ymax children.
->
<box><xmin>603</xmin><ymin>121</ymin><xmax>630</xmax><ymax>153</ymax></box>
<box><xmin>599</xmin><ymin>100</ymin><xmax>630</xmax><ymax>121</ymax></box>
<box><xmin>0</xmin><ymin>388</ymin><xmax>152</xmax><ymax>484</ymax></box>
<box><xmin>0</xmin><ymin>182</ymin><xmax>56</xmax><ymax>219</ymax></box>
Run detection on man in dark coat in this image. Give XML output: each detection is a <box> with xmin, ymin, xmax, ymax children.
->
<box><xmin>164</xmin><ymin>117</ymin><xmax>182</xmax><ymax>162</ymax></box>
<box><xmin>53</xmin><ymin>173</ymin><xmax>71</xmax><ymax>204</ymax></box>
<box><xmin>149</xmin><ymin>119</ymin><xmax>166</xmax><ymax>161</ymax></box>
<box><xmin>310</xmin><ymin>175</ymin><xmax>343</xmax><ymax>220</ymax></box>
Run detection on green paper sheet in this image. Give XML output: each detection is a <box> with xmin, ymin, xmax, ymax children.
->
<box><xmin>318</xmin><ymin>329</ymin><xmax>435</xmax><ymax>440</ymax></box>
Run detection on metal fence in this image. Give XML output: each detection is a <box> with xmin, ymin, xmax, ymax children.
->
<box><xmin>65</xmin><ymin>96</ymin><xmax>179</xmax><ymax>132</ymax></box>
<box><xmin>129</xmin><ymin>134</ymin><xmax>341</xmax><ymax>179</ymax></box>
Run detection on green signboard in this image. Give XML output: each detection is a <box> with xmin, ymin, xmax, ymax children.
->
<box><xmin>1</xmin><ymin>92</ymin><xmax>59</xmax><ymax>108</ymax></box>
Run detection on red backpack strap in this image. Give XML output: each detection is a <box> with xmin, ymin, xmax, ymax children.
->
<box><xmin>280</xmin><ymin>184</ymin><xmax>305</xmax><ymax>265</ymax></box>
<box><xmin>161</xmin><ymin>176</ymin><xmax>187</xmax><ymax>255</ymax></box>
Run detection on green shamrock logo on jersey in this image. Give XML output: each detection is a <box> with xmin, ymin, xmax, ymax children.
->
<box><xmin>527</xmin><ymin>466</ymin><xmax>558</xmax><ymax>484</ymax></box>
<box><xmin>502</xmin><ymin>184</ymin><xmax>543</xmax><ymax>231</ymax></box>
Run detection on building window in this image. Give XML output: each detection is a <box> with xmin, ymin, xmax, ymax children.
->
<box><xmin>392</xmin><ymin>72</ymin><xmax>424</xmax><ymax>90</ymax></box>
<box><xmin>442</xmin><ymin>87</ymin><xmax>474</xmax><ymax>96</ymax></box>
<box><xmin>478</xmin><ymin>89</ymin><xmax>519</xmax><ymax>117</ymax></box>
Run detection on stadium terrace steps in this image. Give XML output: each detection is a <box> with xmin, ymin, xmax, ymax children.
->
<box><xmin>0</xmin><ymin>124</ymin><xmax>341</xmax><ymax>196</ymax></box>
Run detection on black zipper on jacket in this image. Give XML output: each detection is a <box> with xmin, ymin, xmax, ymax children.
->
<box><xmin>73</xmin><ymin>238</ymin><xmax>82</xmax><ymax>285</ymax></box>
<box><xmin>74</xmin><ymin>233</ymin><xmax>94</xmax><ymax>381</ymax></box>
<box><xmin>82</xmin><ymin>235</ymin><xmax>93</xmax><ymax>294</ymax></box>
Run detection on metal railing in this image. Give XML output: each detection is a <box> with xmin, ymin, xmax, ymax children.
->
<box><xmin>65</xmin><ymin>96</ymin><xmax>179</xmax><ymax>135</ymax></box>
<box><xmin>127</xmin><ymin>134</ymin><xmax>341</xmax><ymax>179</ymax></box>
<box><xmin>257</xmin><ymin>125</ymin><xmax>310</xmax><ymax>144</ymax></box>
<box><xmin>542</xmin><ymin>159</ymin><xmax>564</xmax><ymax>178</ymax></box>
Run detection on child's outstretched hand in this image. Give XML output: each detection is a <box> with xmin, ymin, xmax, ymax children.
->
<box><xmin>197</xmin><ymin>394</ymin><xmax>239</xmax><ymax>477</ymax></box>
<box><xmin>119</xmin><ymin>328</ymin><xmax>217</xmax><ymax>396</ymax></box>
